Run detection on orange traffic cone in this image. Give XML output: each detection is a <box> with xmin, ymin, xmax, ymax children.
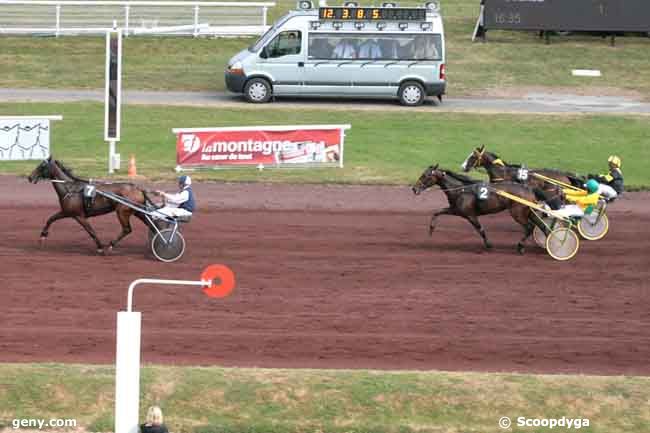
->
<box><xmin>128</xmin><ymin>154</ymin><xmax>137</xmax><ymax>177</ymax></box>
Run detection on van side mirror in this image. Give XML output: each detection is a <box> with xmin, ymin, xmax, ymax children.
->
<box><xmin>260</xmin><ymin>47</ymin><xmax>269</xmax><ymax>59</ymax></box>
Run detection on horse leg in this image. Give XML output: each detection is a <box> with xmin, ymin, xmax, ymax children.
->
<box><xmin>516</xmin><ymin>221</ymin><xmax>536</xmax><ymax>255</ymax></box>
<box><xmin>39</xmin><ymin>211</ymin><xmax>69</xmax><ymax>244</ymax></box>
<box><xmin>72</xmin><ymin>216</ymin><xmax>104</xmax><ymax>254</ymax></box>
<box><xmin>512</xmin><ymin>207</ymin><xmax>539</xmax><ymax>255</ymax></box>
<box><xmin>464</xmin><ymin>215</ymin><xmax>492</xmax><ymax>249</ymax></box>
<box><xmin>108</xmin><ymin>208</ymin><xmax>133</xmax><ymax>250</ymax></box>
<box><xmin>429</xmin><ymin>208</ymin><xmax>453</xmax><ymax>236</ymax></box>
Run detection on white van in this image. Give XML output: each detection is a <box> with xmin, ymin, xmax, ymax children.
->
<box><xmin>225</xmin><ymin>1</ymin><xmax>446</xmax><ymax>106</ymax></box>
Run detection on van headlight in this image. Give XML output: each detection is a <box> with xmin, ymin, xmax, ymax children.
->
<box><xmin>227</xmin><ymin>61</ymin><xmax>244</xmax><ymax>75</ymax></box>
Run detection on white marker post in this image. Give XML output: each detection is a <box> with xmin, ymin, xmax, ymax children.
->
<box><xmin>114</xmin><ymin>265</ymin><xmax>235</xmax><ymax>433</ymax></box>
<box><xmin>105</xmin><ymin>26</ymin><xmax>122</xmax><ymax>174</ymax></box>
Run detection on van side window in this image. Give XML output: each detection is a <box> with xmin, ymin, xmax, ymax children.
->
<box><xmin>308</xmin><ymin>33</ymin><xmax>442</xmax><ymax>61</ymax></box>
<box><xmin>265</xmin><ymin>31</ymin><xmax>302</xmax><ymax>58</ymax></box>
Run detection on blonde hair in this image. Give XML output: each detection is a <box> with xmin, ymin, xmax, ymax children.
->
<box><xmin>145</xmin><ymin>406</ymin><xmax>164</xmax><ymax>425</ymax></box>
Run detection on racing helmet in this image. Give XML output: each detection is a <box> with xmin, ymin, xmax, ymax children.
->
<box><xmin>607</xmin><ymin>155</ymin><xmax>621</xmax><ymax>168</ymax></box>
<box><xmin>178</xmin><ymin>175</ymin><xmax>191</xmax><ymax>187</ymax></box>
<box><xmin>585</xmin><ymin>179</ymin><xmax>599</xmax><ymax>194</ymax></box>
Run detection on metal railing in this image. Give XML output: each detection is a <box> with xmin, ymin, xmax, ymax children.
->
<box><xmin>0</xmin><ymin>0</ymin><xmax>275</xmax><ymax>36</ymax></box>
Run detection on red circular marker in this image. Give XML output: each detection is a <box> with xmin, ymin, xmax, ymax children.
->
<box><xmin>201</xmin><ymin>264</ymin><xmax>235</xmax><ymax>298</ymax></box>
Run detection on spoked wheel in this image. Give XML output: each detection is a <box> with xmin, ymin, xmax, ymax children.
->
<box><xmin>151</xmin><ymin>228</ymin><xmax>186</xmax><ymax>263</ymax></box>
<box><xmin>545</xmin><ymin>227</ymin><xmax>580</xmax><ymax>261</ymax></box>
<box><xmin>148</xmin><ymin>220</ymin><xmax>173</xmax><ymax>243</ymax></box>
<box><xmin>577</xmin><ymin>211</ymin><xmax>609</xmax><ymax>241</ymax></box>
<box><xmin>533</xmin><ymin>218</ymin><xmax>567</xmax><ymax>248</ymax></box>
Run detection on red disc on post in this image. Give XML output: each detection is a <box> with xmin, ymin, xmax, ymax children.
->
<box><xmin>201</xmin><ymin>264</ymin><xmax>235</xmax><ymax>298</ymax></box>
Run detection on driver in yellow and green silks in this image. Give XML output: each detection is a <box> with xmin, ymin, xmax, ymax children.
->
<box><xmin>554</xmin><ymin>179</ymin><xmax>601</xmax><ymax>219</ymax></box>
<box><xmin>588</xmin><ymin>155</ymin><xmax>624</xmax><ymax>201</ymax></box>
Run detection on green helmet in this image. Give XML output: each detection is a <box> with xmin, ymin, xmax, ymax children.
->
<box><xmin>586</xmin><ymin>179</ymin><xmax>599</xmax><ymax>194</ymax></box>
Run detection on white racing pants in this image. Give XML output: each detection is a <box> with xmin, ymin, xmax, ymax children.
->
<box><xmin>597</xmin><ymin>183</ymin><xmax>617</xmax><ymax>200</ymax></box>
<box><xmin>156</xmin><ymin>207</ymin><xmax>192</xmax><ymax>219</ymax></box>
<box><xmin>554</xmin><ymin>204</ymin><xmax>584</xmax><ymax>219</ymax></box>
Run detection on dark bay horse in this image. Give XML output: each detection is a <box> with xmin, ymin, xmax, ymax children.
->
<box><xmin>460</xmin><ymin>144</ymin><xmax>583</xmax><ymax>190</ymax></box>
<box><xmin>412</xmin><ymin>164</ymin><xmax>542</xmax><ymax>253</ymax></box>
<box><xmin>28</xmin><ymin>157</ymin><xmax>155</xmax><ymax>254</ymax></box>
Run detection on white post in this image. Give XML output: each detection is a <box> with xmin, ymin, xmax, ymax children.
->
<box><xmin>193</xmin><ymin>5</ymin><xmax>200</xmax><ymax>37</ymax></box>
<box><xmin>124</xmin><ymin>5</ymin><xmax>130</xmax><ymax>36</ymax></box>
<box><xmin>105</xmin><ymin>28</ymin><xmax>122</xmax><ymax>174</ymax></box>
<box><xmin>114</xmin><ymin>311</ymin><xmax>142</xmax><ymax>433</ymax></box>
<box><xmin>55</xmin><ymin>4</ymin><xmax>61</xmax><ymax>37</ymax></box>
<box><xmin>262</xmin><ymin>6</ymin><xmax>267</xmax><ymax>27</ymax></box>
<box><xmin>114</xmin><ymin>268</ymin><xmax>232</xmax><ymax>433</ymax></box>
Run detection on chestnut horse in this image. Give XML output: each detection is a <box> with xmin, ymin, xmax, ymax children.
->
<box><xmin>28</xmin><ymin>157</ymin><xmax>156</xmax><ymax>254</ymax></box>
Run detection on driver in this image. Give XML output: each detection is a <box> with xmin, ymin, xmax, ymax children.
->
<box><xmin>588</xmin><ymin>155</ymin><xmax>623</xmax><ymax>201</ymax></box>
<box><xmin>155</xmin><ymin>175</ymin><xmax>196</xmax><ymax>219</ymax></box>
<box><xmin>554</xmin><ymin>179</ymin><xmax>600</xmax><ymax>219</ymax></box>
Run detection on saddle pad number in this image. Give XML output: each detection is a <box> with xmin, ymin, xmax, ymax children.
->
<box><xmin>478</xmin><ymin>186</ymin><xmax>489</xmax><ymax>200</ymax></box>
<box><xmin>517</xmin><ymin>168</ymin><xmax>529</xmax><ymax>181</ymax></box>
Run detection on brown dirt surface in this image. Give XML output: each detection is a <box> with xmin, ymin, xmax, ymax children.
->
<box><xmin>1</xmin><ymin>176</ymin><xmax>649</xmax><ymax>375</ymax></box>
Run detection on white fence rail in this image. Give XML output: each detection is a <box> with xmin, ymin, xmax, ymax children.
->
<box><xmin>0</xmin><ymin>1</ymin><xmax>274</xmax><ymax>36</ymax></box>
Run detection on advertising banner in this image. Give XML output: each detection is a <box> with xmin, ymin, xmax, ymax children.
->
<box><xmin>0</xmin><ymin>116</ymin><xmax>62</xmax><ymax>161</ymax></box>
<box><xmin>173</xmin><ymin>125</ymin><xmax>351</xmax><ymax>170</ymax></box>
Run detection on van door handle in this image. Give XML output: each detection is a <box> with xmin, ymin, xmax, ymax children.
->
<box><xmin>298</xmin><ymin>62</ymin><xmax>305</xmax><ymax>67</ymax></box>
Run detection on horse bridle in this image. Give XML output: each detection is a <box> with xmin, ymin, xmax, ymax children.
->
<box><xmin>470</xmin><ymin>148</ymin><xmax>485</xmax><ymax>169</ymax></box>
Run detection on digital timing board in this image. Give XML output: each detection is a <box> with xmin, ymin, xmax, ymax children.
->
<box><xmin>483</xmin><ymin>0</ymin><xmax>650</xmax><ymax>32</ymax></box>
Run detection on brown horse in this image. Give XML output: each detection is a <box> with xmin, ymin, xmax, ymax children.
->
<box><xmin>412</xmin><ymin>164</ymin><xmax>543</xmax><ymax>254</ymax></box>
<box><xmin>460</xmin><ymin>144</ymin><xmax>583</xmax><ymax>191</ymax></box>
<box><xmin>28</xmin><ymin>157</ymin><xmax>156</xmax><ymax>254</ymax></box>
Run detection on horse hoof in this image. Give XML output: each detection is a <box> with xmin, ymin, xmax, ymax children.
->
<box><xmin>428</xmin><ymin>226</ymin><xmax>435</xmax><ymax>236</ymax></box>
<box><xmin>517</xmin><ymin>244</ymin><xmax>525</xmax><ymax>255</ymax></box>
<box><xmin>485</xmin><ymin>243</ymin><xmax>493</xmax><ymax>250</ymax></box>
<box><xmin>39</xmin><ymin>237</ymin><xmax>46</xmax><ymax>246</ymax></box>
<box><xmin>97</xmin><ymin>248</ymin><xmax>104</xmax><ymax>255</ymax></box>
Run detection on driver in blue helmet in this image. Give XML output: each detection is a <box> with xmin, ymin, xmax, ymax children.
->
<box><xmin>554</xmin><ymin>179</ymin><xmax>600</xmax><ymax>219</ymax></box>
<box><xmin>155</xmin><ymin>175</ymin><xmax>196</xmax><ymax>219</ymax></box>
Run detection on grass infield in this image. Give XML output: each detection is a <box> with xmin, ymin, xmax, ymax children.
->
<box><xmin>1</xmin><ymin>363</ymin><xmax>649</xmax><ymax>433</ymax></box>
<box><xmin>0</xmin><ymin>0</ymin><xmax>649</xmax><ymax>97</ymax></box>
<box><xmin>0</xmin><ymin>102</ymin><xmax>648</xmax><ymax>189</ymax></box>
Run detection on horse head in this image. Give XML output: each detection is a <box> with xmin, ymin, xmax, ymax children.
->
<box><xmin>28</xmin><ymin>156</ymin><xmax>54</xmax><ymax>184</ymax></box>
<box><xmin>412</xmin><ymin>163</ymin><xmax>444</xmax><ymax>195</ymax></box>
<box><xmin>460</xmin><ymin>144</ymin><xmax>487</xmax><ymax>172</ymax></box>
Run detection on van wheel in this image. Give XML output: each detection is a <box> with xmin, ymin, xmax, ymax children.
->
<box><xmin>398</xmin><ymin>81</ymin><xmax>425</xmax><ymax>106</ymax></box>
<box><xmin>244</xmin><ymin>78</ymin><xmax>272</xmax><ymax>103</ymax></box>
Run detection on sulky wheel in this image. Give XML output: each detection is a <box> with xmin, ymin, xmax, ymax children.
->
<box><xmin>148</xmin><ymin>220</ymin><xmax>173</xmax><ymax>243</ymax></box>
<box><xmin>533</xmin><ymin>217</ymin><xmax>567</xmax><ymax>248</ymax></box>
<box><xmin>150</xmin><ymin>228</ymin><xmax>186</xmax><ymax>263</ymax></box>
<box><xmin>577</xmin><ymin>211</ymin><xmax>609</xmax><ymax>241</ymax></box>
<box><xmin>545</xmin><ymin>227</ymin><xmax>580</xmax><ymax>261</ymax></box>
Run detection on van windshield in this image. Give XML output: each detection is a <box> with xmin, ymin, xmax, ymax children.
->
<box><xmin>249</xmin><ymin>13</ymin><xmax>292</xmax><ymax>52</ymax></box>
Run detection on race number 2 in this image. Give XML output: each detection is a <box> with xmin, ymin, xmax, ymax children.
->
<box><xmin>478</xmin><ymin>186</ymin><xmax>488</xmax><ymax>200</ymax></box>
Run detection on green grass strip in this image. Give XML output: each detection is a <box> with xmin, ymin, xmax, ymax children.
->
<box><xmin>0</xmin><ymin>363</ymin><xmax>649</xmax><ymax>433</ymax></box>
<box><xmin>1</xmin><ymin>0</ymin><xmax>650</xmax><ymax>97</ymax></box>
<box><xmin>0</xmin><ymin>102</ymin><xmax>648</xmax><ymax>188</ymax></box>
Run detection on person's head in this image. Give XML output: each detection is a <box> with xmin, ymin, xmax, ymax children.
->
<box><xmin>146</xmin><ymin>406</ymin><xmax>164</xmax><ymax>426</ymax></box>
<box><xmin>178</xmin><ymin>175</ymin><xmax>191</xmax><ymax>190</ymax></box>
<box><xmin>585</xmin><ymin>179</ymin><xmax>599</xmax><ymax>194</ymax></box>
<box><xmin>607</xmin><ymin>155</ymin><xmax>621</xmax><ymax>170</ymax></box>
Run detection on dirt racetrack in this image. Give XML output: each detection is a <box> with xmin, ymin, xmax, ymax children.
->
<box><xmin>1</xmin><ymin>176</ymin><xmax>649</xmax><ymax>375</ymax></box>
